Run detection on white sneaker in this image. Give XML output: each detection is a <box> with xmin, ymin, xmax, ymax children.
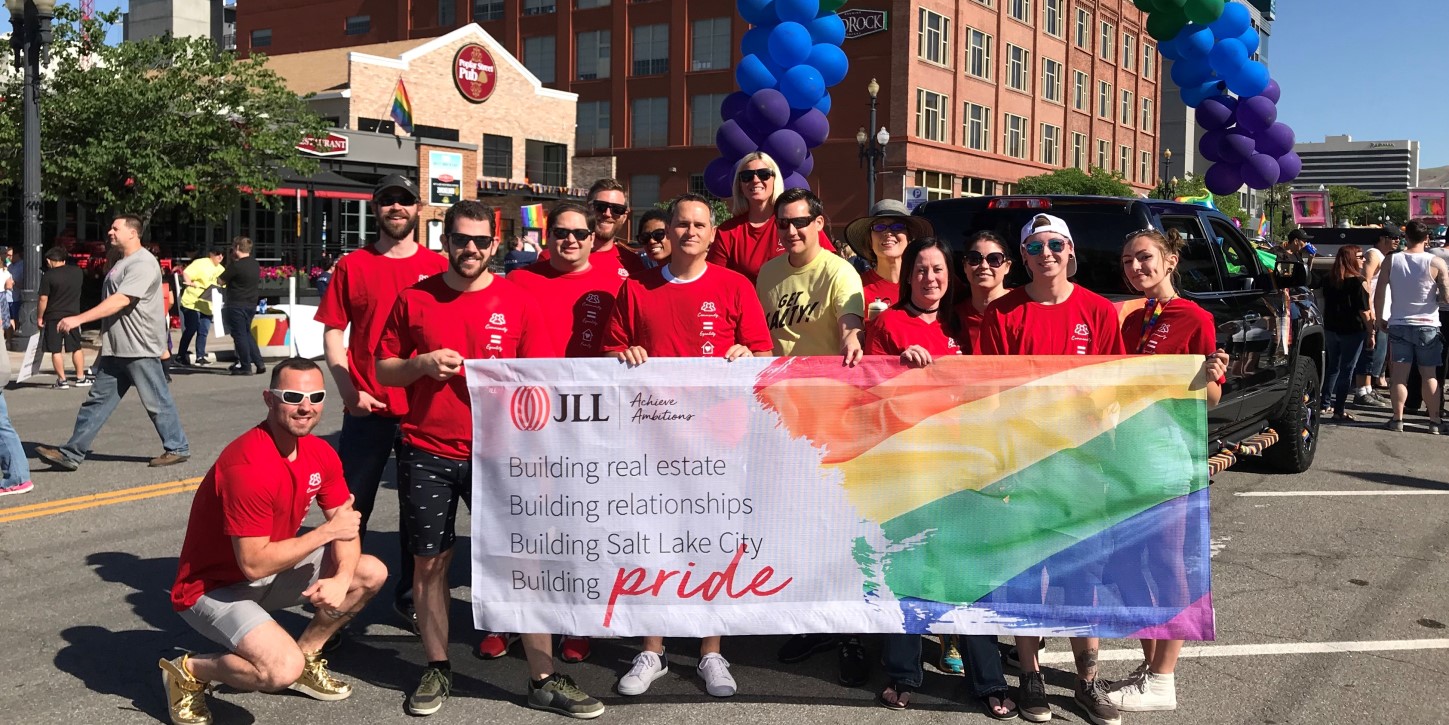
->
<box><xmin>1107</xmin><ymin>671</ymin><xmax>1176</xmax><ymax>712</ymax></box>
<box><xmin>697</xmin><ymin>653</ymin><xmax>736</xmax><ymax>698</ymax></box>
<box><xmin>616</xmin><ymin>650</ymin><xmax>668</xmax><ymax>696</ymax></box>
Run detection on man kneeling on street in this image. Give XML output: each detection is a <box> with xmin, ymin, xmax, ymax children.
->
<box><xmin>160</xmin><ymin>358</ymin><xmax>387</xmax><ymax>725</ymax></box>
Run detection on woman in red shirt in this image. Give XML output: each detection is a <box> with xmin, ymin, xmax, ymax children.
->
<box><xmin>953</xmin><ymin>231</ymin><xmax>1014</xmax><ymax>354</ymax></box>
<box><xmin>844</xmin><ymin>200</ymin><xmax>934</xmax><ymax>320</ymax></box>
<box><xmin>707</xmin><ymin>152</ymin><xmax>832</xmax><ymax>282</ymax></box>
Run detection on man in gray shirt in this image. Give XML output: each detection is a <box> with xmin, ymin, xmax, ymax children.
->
<box><xmin>36</xmin><ymin>215</ymin><xmax>190</xmax><ymax>470</ymax></box>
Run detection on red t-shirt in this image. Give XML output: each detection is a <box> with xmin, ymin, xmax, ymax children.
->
<box><xmin>1122</xmin><ymin>298</ymin><xmax>1217</xmax><ymax>356</ymax></box>
<box><xmin>506</xmin><ymin>260</ymin><xmax>623</xmax><ymax>357</ymax></box>
<box><xmin>707</xmin><ymin>213</ymin><xmax>836</xmax><ymax>283</ymax></box>
<box><xmin>314</xmin><ymin>244</ymin><xmax>448</xmax><ymax>417</ymax></box>
<box><xmin>953</xmin><ymin>299</ymin><xmax>987</xmax><ymax>355</ymax></box>
<box><xmin>980</xmin><ymin>286</ymin><xmax>1127</xmax><ymax>355</ymax></box>
<box><xmin>377</xmin><ymin>274</ymin><xmax>554</xmax><ymax>460</ymax></box>
<box><xmin>171</xmin><ymin>424</ymin><xmax>349</xmax><ymax>611</ymax></box>
<box><xmin>861</xmin><ymin>270</ymin><xmax>898</xmax><ymax>316</ymax></box>
<box><xmin>604</xmin><ymin>264</ymin><xmax>773</xmax><ymax>357</ymax></box>
<box><xmin>864</xmin><ymin>307</ymin><xmax>963</xmax><ymax>357</ymax></box>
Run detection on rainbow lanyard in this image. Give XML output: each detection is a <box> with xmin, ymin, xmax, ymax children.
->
<box><xmin>1136</xmin><ymin>297</ymin><xmax>1172</xmax><ymax>354</ymax></box>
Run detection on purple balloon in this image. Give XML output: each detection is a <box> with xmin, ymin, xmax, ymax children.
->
<box><xmin>1236</xmin><ymin>95</ymin><xmax>1278</xmax><ymax>135</ymax></box>
<box><xmin>1195</xmin><ymin>95</ymin><xmax>1238</xmax><ymax>131</ymax></box>
<box><xmin>704</xmin><ymin>157</ymin><xmax>736</xmax><ymax>198</ymax></box>
<box><xmin>1204</xmin><ymin>162</ymin><xmax>1244</xmax><ymax>195</ymax></box>
<box><xmin>744</xmin><ymin>88</ymin><xmax>791</xmax><ymax>137</ymax></box>
<box><xmin>762</xmin><ymin>128</ymin><xmax>808</xmax><ymax>170</ymax></box>
<box><xmin>1200</xmin><ymin>128</ymin><xmax>1228</xmax><ymax>163</ymax></box>
<box><xmin>720</xmin><ymin>91</ymin><xmax>750</xmax><ymax>123</ymax></box>
<box><xmin>1241</xmin><ymin>153</ymin><xmax>1281</xmax><ymax>190</ymax></box>
<box><xmin>795</xmin><ymin>153</ymin><xmax>815</xmax><ymax>177</ymax></box>
<box><xmin>1261</xmin><ymin>78</ymin><xmax>1281</xmax><ymax>104</ymax></box>
<box><xmin>790</xmin><ymin>108</ymin><xmax>829</xmax><ymax>147</ymax></box>
<box><xmin>715</xmin><ymin>120</ymin><xmax>758</xmax><ymax>161</ymax></box>
<box><xmin>782</xmin><ymin>172</ymin><xmax>811</xmax><ymax>191</ymax></box>
<box><xmin>1217</xmin><ymin>129</ymin><xmax>1257</xmax><ymax>165</ymax></box>
<box><xmin>1253</xmin><ymin>122</ymin><xmax>1296</xmax><ymax>158</ymax></box>
<box><xmin>1277</xmin><ymin>151</ymin><xmax>1303</xmax><ymax>182</ymax></box>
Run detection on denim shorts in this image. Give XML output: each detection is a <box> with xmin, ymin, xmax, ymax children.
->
<box><xmin>1387</xmin><ymin>325</ymin><xmax>1445</xmax><ymax>367</ymax></box>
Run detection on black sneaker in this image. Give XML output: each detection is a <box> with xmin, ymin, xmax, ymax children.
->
<box><xmin>1074</xmin><ymin>677</ymin><xmax>1122</xmax><ymax>725</ymax></box>
<box><xmin>1018</xmin><ymin>671</ymin><xmax>1051</xmax><ymax>723</ymax></box>
<box><xmin>777</xmin><ymin>633</ymin><xmax>837</xmax><ymax>663</ymax></box>
<box><xmin>528</xmin><ymin>673</ymin><xmax>605</xmax><ymax>719</ymax></box>
<box><xmin>1006</xmin><ymin>638</ymin><xmax>1047</xmax><ymax>670</ymax></box>
<box><xmin>838</xmin><ymin>636</ymin><xmax>869</xmax><ymax>687</ymax></box>
<box><xmin>50</xmin><ymin>379</ymin><xmax>70</xmax><ymax>390</ymax></box>
<box><xmin>406</xmin><ymin>666</ymin><xmax>451</xmax><ymax>716</ymax></box>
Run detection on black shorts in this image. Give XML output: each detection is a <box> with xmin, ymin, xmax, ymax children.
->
<box><xmin>398</xmin><ymin>443</ymin><xmax>472</xmax><ymax>557</ymax></box>
<box><xmin>42</xmin><ymin>319</ymin><xmax>82</xmax><ymax>354</ymax></box>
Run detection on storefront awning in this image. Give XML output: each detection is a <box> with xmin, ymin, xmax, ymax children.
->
<box><xmin>262</xmin><ymin>167</ymin><xmax>376</xmax><ymax>201</ymax></box>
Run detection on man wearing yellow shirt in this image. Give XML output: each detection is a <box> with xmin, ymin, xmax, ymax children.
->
<box><xmin>178</xmin><ymin>248</ymin><xmax>226</xmax><ymax>366</ymax></box>
<box><xmin>756</xmin><ymin>187</ymin><xmax>865</xmax><ymax>362</ymax></box>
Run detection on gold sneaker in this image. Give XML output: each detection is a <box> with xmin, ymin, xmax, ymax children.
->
<box><xmin>288</xmin><ymin>651</ymin><xmax>353</xmax><ymax>701</ymax></box>
<box><xmin>158</xmin><ymin>654</ymin><xmax>212</xmax><ymax>725</ymax></box>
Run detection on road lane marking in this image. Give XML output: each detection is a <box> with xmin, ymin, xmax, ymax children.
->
<box><xmin>1235</xmin><ymin>491</ymin><xmax>1449</xmax><ymax>497</ymax></box>
<box><xmin>1040</xmin><ymin>639</ymin><xmax>1449</xmax><ymax>664</ymax></box>
<box><xmin>0</xmin><ymin>477</ymin><xmax>202</xmax><ymax>523</ymax></box>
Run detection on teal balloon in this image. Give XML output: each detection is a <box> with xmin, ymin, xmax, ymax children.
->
<box><xmin>1183</xmin><ymin>0</ymin><xmax>1224</xmax><ymax>24</ymax></box>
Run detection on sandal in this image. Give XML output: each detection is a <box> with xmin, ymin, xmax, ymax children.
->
<box><xmin>1331</xmin><ymin>411</ymin><xmax>1357</xmax><ymax>423</ymax></box>
<box><xmin>979</xmin><ymin>689</ymin><xmax>1019</xmax><ymax>720</ymax></box>
<box><xmin>877</xmin><ymin>681</ymin><xmax>916</xmax><ymax>710</ymax></box>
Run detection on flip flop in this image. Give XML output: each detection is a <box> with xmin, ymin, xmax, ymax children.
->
<box><xmin>979</xmin><ymin>689</ymin><xmax>1019</xmax><ymax>720</ymax></box>
<box><xmin>877</xmin><ymin>682</ymin><xmax>915</xmax><ymax>710</ymax></box>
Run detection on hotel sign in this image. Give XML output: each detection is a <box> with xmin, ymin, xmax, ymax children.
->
<box><xmin>296</xmin><ymin>132</ymin><xmax>349</xmax><ymax>157</ymax></box>
<box><xmin>454</xmin><ymin>43</ymin><xmax>498</xmax><ymax>104</ymax></box>
<box><xmin>840</xmin><ymin>9</ymin><xmax>888</xmax><ymax>39</ymax></box>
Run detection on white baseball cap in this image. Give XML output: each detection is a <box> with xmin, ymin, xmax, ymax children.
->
<box><xmin>1019</xmin><ymin>213</ymin><xmax>1078</xmax><ymax>277</ymax></box>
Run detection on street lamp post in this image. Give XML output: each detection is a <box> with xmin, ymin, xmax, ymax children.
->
<box><xmin>1155</xmin><ymin>149</ymin><xmax>1176</xmax><ymax>199</ymax></box>
<box><xmin>6</xmin><ymin>0</ymin><xmax>54</xmax><ymax>353</ymax></box>
<box><xmin>856</xmin><ymin>78</ymin><xmax>889</xmax><ymax>207</ymax></box>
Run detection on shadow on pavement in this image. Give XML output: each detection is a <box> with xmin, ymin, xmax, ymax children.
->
<box><xmin>1330</xmin><ymin>470</ymin><xmax>1449</xmax><ymax>491</ymax></box>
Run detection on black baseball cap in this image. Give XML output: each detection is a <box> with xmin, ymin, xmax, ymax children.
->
<box><xmin>1379</xmin><ymin>222</ymin><xmax>1404</xmax><ymax>239</ymax></box>
<box><xmin>372</xmin><ymin>174</ymin><xmax>419</xmax><ymax>200</ymax></box>
<box><xmin>1287</xmin><ymin>229</ymin><xmax>1313</xmax><ymax>242</ymax></box>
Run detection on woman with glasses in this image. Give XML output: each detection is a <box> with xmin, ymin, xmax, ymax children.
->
<box><xmin>633</xmin><ymin>209</ymin><xmax>671</xmax><ymax>270</ymax></box>
<box><xmin>707</xmin><ymin>152</ymin><xmax>834</xmax><ymax>284</ymax></box>
<box><xmin>843</xmin><ymin>200</ymin><xmax>933</xmax><ymax>321</ymax></box>
<box><xmin>1319</xmin><ymin>245</ymin><xmax>1374</xmax><ymax>423</ymax></box>
<box><xmin>953</xmin><ymin>231</ymin><xmax>1014</xmax><ymax>354</ymax></box>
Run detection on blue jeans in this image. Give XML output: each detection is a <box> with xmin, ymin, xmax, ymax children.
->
<box><xmin>58</xmin><ymin>356</ymin><xmax>189</xmax><ymax>463</ymax></box>
<box><xmin>1323</xmin><ymin>330</ymin><xmax>1366</xmax><ymax>414</ymax></box>
<box><xmin>0</xmin><ymin>392</ymin><xmax>30</xmax><ymax>486</ymax></box>
<box><xmin>1354</xmin><ymin>330</ymin><xmax>1389</xmax><ymax>378</ymax></box>
<box><xmin>178</xmin><ymin>308</ymin><xmax>212</xmax><ymax>359</ymax></box>
<box><xmin>882</xmin><ymin>634</ymin><xmax>1008</xmax><ymax>696</ymax></box>
<box><xmin>338</xmin><ymin>412</ymin><xmax>412</xmax><ymax>602</ymax></box>
<box><xmin>223</xmin><ymin>306</ymin><xmax>262</xmax><ymax>369</ymax></box>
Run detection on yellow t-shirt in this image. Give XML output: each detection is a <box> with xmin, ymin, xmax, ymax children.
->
<box><xmin>756</xmin><ymin>250</ymin><xmax>865</xmax><ymax>357</ymax></box>
<box><xmin>179</xmin><ymin>258</ymin><xmax>224</xmax><ymax>315</ymax></box>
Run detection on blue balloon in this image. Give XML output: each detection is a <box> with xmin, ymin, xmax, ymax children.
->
<box><xmin>779</xmin><ymin>65</ymin><xmax>826</xmax><ymax>109</ymax></box>
<box><xmin>1156</xmin><ymin>37</ymin><xmax>1182</xmax><ymax>62</ymax></box>
<box><xmin>768</xmin><ymin>22</ymin><xmax>813</xmax><ymax>68</ymax></box>
<box><xmin>805</xmin><ymin>43</ymin><xmax>849</xmax><ymax>87</ymax></box>
<box><xmin>1207</xmin><ymin>38</ymin><xmax>1248</xmax><ymax>77</ymax></box>
<box><xmin>775</xmin><ymin>0</ymin><xmax>819</xmax><ymax>25</ymax></box>
<box><xmin>1209</xmin><ymin>2</ymin><xmax>1251</xmax><ymax>41</ymax></box>
<box><xmin>742</xmin><ymin>26</ymin><xmax>770</xmax><ymax>61</ymax></box>
<box><xmin>737</xmin><ymin>0</ymin><xmax>778</xmax><ymax>27</ymax></box>
<box><xmin>808</xmin><ymin>13</ymin><xmax>846</xmax><ymax>46</ymax></box>
<box><xmin>1180</xmin><ymin>79</ymin><xmax>1223</xmax><ymax>108</ymax></box>
<box><xmin>1176</xmin><ymin>24</ymin><xmax>1215</xmax><ymax>58</ymax></box>
<box><xmin>1236</xmin><ymin>27</ymin><xmax>1260</xmax><ymax>56</ymax></box>
<box><xmin>736</xmin><ymin>55</ymin><xmax>778</xmax><ymax>96</ymax></box>
<box><xmin>716</xmin><ymin>120</ymin><xmax>758</xmax><ymax>161</ymax></box>
<box><xmin>1226</xmin><ymin>59</ymin><xmax>1270</xmax><ymax>98</ymax></box>
<box><xmin>720</xmin><ymin>91</ymin><xmax>750</xmax><ymax>123</ymax></box>
<box><xmin>1171</xmin><ymin>55</ymin><xmax>1215</xmax><ymax>88</ymax></box>
<box><xmin>813</xmin><ymin>92</ymin><xmax>832</xmax><ymax>115</ymax></box>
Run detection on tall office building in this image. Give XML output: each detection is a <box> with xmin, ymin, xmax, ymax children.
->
<box><xmin>123</xmin><ymin>0</ymin><xmax>236</xmax><ymax>50</ymax></box>
<box><xmin>1293</xmin><ymin>135</ymin><xmax>1421</xmax><ymax>195</ymax></box>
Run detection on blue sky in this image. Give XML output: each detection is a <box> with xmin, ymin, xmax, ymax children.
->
<box><xmin>90</xmin><ymin>0</ymin><xmax>1447</xmax><ymax>167</ymax></box>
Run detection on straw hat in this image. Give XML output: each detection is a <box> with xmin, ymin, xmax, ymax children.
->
<box><xmin>842</xmin><ymin>200</ymin><xmax>935</xmax><ymax>264</ymax></box>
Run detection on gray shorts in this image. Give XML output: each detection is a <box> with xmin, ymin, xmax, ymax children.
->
<box><xmin>178</xmin><ymin>548</ymin><xmax>325</xmax><ymax>651</ymax></box>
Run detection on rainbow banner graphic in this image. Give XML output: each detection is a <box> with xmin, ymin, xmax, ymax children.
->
<box><xmin>1174</xmin><ymin>193</ymin><xmax>1217</xmax><ymax>210</ymax></box>
<box><xmin>1290</xmin><ymin>190</ymin><xmax>1331</xmax><ymax>227</ymax></box>
<box><xmin>1408</xmin><ymin>188</ymin><xmax>1448</xmax><ymax>225</ymax></box>
<box><xmin>466</xmin><ymin>356</ymin><xmax>1213</xmax><ymax>639</ymax></box>
<box><xmin>520</xmin><ymin>203</ymin><xmax>545</xmax><ymax>229</ymax></box>
<box><xmin>390</xmin><ymin>78</ymin><xmax>414</xmax><ymax>135</ymax></box>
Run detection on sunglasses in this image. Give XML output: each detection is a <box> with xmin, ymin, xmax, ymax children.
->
<box><xmin>591</xmin><ymin>200</ymin><xmax>628</xmax><ymax>217</ymax></box>
<box><xmin>447</xmin><ymin>233</ymin><xmax>494</xmax><ymax>249</ymax></box>
<box><xmin>638</xmin><ymin>229</ymin><xmax>667</xmax><ymax>243</ymax></box>
<box><xmin>270</xmin><ymin>389</ymin><xmax>326</xmax><ymax>405</ymax></box>
<box><xmin>1023</xmin><ymin>238</ymin><xmax>1069</xmax><ymax>256</ymax></box>
<box><xmin>965</xmin><ymin>251</ymin><xmax>1008</xmax><ymax>268</ymax></box>
<box><xmin>1123</xmin><ymin>227</ymin><xmax>1159</xmax><ymax>240</ymax></box>
<box><xmin>737</xmin><ymin>169</ymin><xmax>775</xmax><ymax>184</ymax></box>
<box><xmin>551</xmin><ymin>227</ymin><xmax>591</xmax><ymax>241</ymax></box>
<box><xmin>776</xmin><ymin>215</ymin><xmax>819</xmax><ymax>230</ymax></box>
<box><xmin>375</xmin><ymin>194</ymin><xmax>416</xmax><ymax>207</ymax></box>
<box><xmin>871</xmin><ymin>222</ymin><xmax>907</xmax><ymax>233</ymax></box>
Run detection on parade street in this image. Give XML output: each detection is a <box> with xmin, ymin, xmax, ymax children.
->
<box><xmin>1</xmin><ymin>369</ymin><xmax>1446</xmax><ymax>725</ymax></box>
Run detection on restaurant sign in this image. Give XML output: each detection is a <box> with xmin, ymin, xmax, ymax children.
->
<box><xmin>454</xmin><ymin>43</ymin><xmax>498</xmax><ymax>104</ymax></box>
<box><xmin>296</xmin><ymin>132</ymin><xmax>349</xmax><ymax>157</ymax></box>
<box><xmin>840</xmin><ymin>9</ymin><xmax>888</xmax><ymax>39</ymax></box>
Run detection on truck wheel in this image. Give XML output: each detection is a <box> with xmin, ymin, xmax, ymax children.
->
<box><xmin>1263</xmin><ymin>356</ymin><xmax>1320</xmax><ymax>473</ymax></box>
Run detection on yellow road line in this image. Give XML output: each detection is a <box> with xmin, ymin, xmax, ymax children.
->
<box><xmin>0</xmin><ymin>477</ymin><xmax>203</xmax><ymax>523</ymax></box>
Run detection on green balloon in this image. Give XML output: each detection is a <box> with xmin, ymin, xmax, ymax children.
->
<box><xmin>1183</xmin><ymin>0</ymin><xmax>1225</xmax><ymax>24</ymax></box>
<box><xmin>819</xmin><ymin>0</ymin><xmax>848</xmax><ymax>12</ymax></box>
<box><xmin>1157</xmin><ymin>0</ymin><xmax>1189</xmax><ymax>7</ymax></box>
<box><xmin>1132</xmin><ymin>0</ymin><xmax>1158</xmax><ymax>11</ymax></box>
<box><xmin>1146</xmin><ymin>7</ymin><xmax>1188</xmax><ymax>40</ymax></box>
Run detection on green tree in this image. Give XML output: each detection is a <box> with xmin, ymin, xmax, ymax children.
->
<box><xmin>1013</xmin><ymin>167</ymin><xmax>1135</xmax><ymax>197</ymax></box>
<box><xmin>0</xmin><ymin>6</ymin><xmax>327</xmax><ymax>225</ymax></box>
<box><xmin>654</xmin><ymin>197</ymin><xmax>731</xmax><ymax>225</ymax></box>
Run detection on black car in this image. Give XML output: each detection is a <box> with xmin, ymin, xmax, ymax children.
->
<box><xmin>914</xmin><ymin>195</ymin><xmax>1324</xmax><ymax>473</ymax></box>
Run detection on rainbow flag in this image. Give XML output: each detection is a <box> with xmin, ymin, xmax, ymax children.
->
<box><xmin>390</xmin><ymin>78</ymin><xmax>414</xmax><ymax>135</ymax></box>
<box><xmin>1175</xmin><ymin>193</ymin><xmax>1217</xmax><ymax>210</ymax></box>
<box><xmin>1256</xmin><ymin>213</ymin><xmax>1270</xmax><ymax>238</ymax></box>
<box><xmin>520</xmin><ymin>203</ymin><xmax>545</xmax><ymax>229</ymax></box>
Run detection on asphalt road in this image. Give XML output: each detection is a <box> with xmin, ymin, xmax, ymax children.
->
<box><xmin>2</xmin><ymin>366</ymin><xmax>1447</xmax><ymax>725</ymax></box>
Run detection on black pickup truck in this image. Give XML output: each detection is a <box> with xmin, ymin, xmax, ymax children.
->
<box><xmin>914</xmin><ymin>195</ymin><xmax>1324</xmax><ymax>473</ymax></box>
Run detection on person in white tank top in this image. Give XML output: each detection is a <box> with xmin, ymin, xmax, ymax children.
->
<box><xmin>1373</xmin><ymin>220</ymin><xmax>1449</xmax><ymax>432</ymax></box>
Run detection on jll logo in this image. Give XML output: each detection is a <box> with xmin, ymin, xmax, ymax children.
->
<box><xmin>511</xmin><ymin>386</ymin><xmax>551</xmax><ymax>431</ymax></box>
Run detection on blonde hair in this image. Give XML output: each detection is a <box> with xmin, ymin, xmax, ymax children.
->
<box><xmin>730</xmin><ymin>152</ymin><xmax>784</xmax><ymax>216</ymax></box>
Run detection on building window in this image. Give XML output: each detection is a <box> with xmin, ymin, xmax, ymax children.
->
<box><xmin>965</xmin><ymin>28</ymin><xmax>993</xmax><ymax>80</ymax></box>
<box><xmin>250</xmin><ymin>28</ymin><xmax>271</xmax><ymax>47</ymax></box>
<box><xmin>633</xmin><ymin>24</ymin><xmax>669</xmax><ymax>76</ymax></box>
<box><xmin>972</xmin><ymin>0</ymin><xmax>994</xmax><ymax>7</ymax></box>
<box><xmin>916</xmin><ymin>89</ymin><xmax>949</xmax><ymax>142</ymax></box>
<box><xmin>1043</xmin><ymin>0</ymin><xmax>1063</xmax><ymax>36</ymax></box>
<box><xmin>345</xmin><ymin>15</ymin><xmax>370</xmax><ymax>35</ymax></box>
<box><xmin>1072</xmin><ymin>132</ymin><xmax>1087</xmax><ymax>169</ymax></box>
<box><xmin>1120</xmin><ymin>89</ymin><xmax>1134</xmax><ymax>127</ymax></box>
<box><xmin>964</xmin><ymin>102</ymin><xmax>991</xmax><ymax>151</ymax></box>
<box><xmin>1141</xmin><ymin>151</ymin><xmax>1152</xmax><ymax>185</ymax></box>
<box><xmin>576</xmin><ymin>29</ymin><xmax>610</xmax><ymax>79</ymax></box>
<box><xmin>915</xmin><ymin>170</ymin><xmax>955</xmax><ymax>200</ymax></box>
<box><xmin>691</xmin><ymin>17</ymin><xmax>731</xmax><ymax>71</ymax></box>
<box><xmin>576</xmin><ymin>0</ymin><xmax>610</xmax><ymax>7</ymax></box>
<box><xmin>1120</xmin><ymin>145</ymin><xmax>1132</xmax><ymax>179</ymax></box>
<box><xmin>1141</xmin><ymin>98</ymin><xmax>1154</xmax><ymax>130</ymax></box>
<box><xmin>1143</xmin><ymin>44</ymin><xmax>1155</xmax><ymax>78</ymax></box>
<box><xmin>1040</xmin><ymin>124</ymin><xmax>1061</xmax><ymax>166</ymax></box>
<box><xmin>523</xmin><ymin>0</ymin><xmax>556</xmax><ymax>14</ymax></box>
<box><xmin>526</xmin><ymin>140</ymin><xmax>568</xmax><ymax>186</ymax></box>
<box><xmin>1099</xmin><ymin>21</ymin><xmax>1114</xmax><ymax>62</ymax></box>
<box><xmin>1006</xmin><ymin>44</ymin><xmax>1030</xmax><ymax>92</ymax></box>
<box><xmin>523</xmin><ymin>36</ymin><xmax>556</xmax><ymax>83</ymax></box>
<box><xmin>1123</xmin><ymin>33</ymin><xmax>1135</xmax><ymax>71</ymax></box>
<box><xmin>1097</xmin><ymin>80</ymin><xmax>1111</xmax><ymax>119</ymax></box>
<box><xmin>576</xmin><ymin>100</ymin><xmax>611</xmax><ymax>151</ymax></box>
<box><xmin>691</xmin><ymin>93</ymin><xmax>728</xmax><ymax>146</ymax></box>
<box><xmin>483</xmin><ymin>134</ymin><xmax>513</xmax><ymax>178</ymax></box>
<box><xmin>1074</xmin><ymin>8</ymin><xmax>1090</xmax><ymax>49</ymax></box>
<box><xmin>689</xmin><ymin>173</ymin><xmax>710</xmax><ymax>196</ymax></box>
<box><xmin>1008</xmin><ymin>0</ymin><xmax>1032</xmax><ymax>25</ymax></box>
<box><xmin>630</xmin><ymin>175</ymin><xmax>661</xmax><ymax>209</ymax></box>
<box><xmin>1041</xmin><ymin>58</ymin><xmax>1062</xmax><ymax>103</ymax></box>
<box><xmin>1004</xmin><ymin>113</ymin><xmax>1028</xmax><ymax>159</ymax></box>
<box><xmin>964</xmin><ymin>177</ymin><xmax>996</xmax><ymax>196</ymax></box>
<box><xmin>439</xmin><ymin>0</ymin><xmax>456</xmax><ymax>26</ymax></box>
<box><xmin>1096</xmin><ymin>138</ymin><xmax>1109</xmax><ymax>168</ymax></box>
<box><xmin>917</xmin><ymin>9</ymin><xmax>951</xmax><ymax>66</ymax></box>
<box><xmin>1072</xmin><ymin>70</ymin><xmax>1087</xmax><ymax>111</ymax></box>
<box><xmin>473</xmin><ymin>0</ymin><xmax>504</xmax><ymax>21</ymax></box>
<box><xmin>631</xmin><ymin>96</ymin><xmax>668</xmax><ymax>147</ymax></box>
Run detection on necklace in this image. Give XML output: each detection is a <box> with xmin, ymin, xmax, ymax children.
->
<box><xmin>1136</xmin><ymin>296</ymin><xmax>1175</xmax><ymax>353</ymax></box>
<box><xmin>905</xmin><ymin>299</ymin><xmax>940</xmax><ymax>314</ymax></box>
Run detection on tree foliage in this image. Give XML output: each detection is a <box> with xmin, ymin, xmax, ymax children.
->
<box><xmin>1013</xmin><ymin>167</ymin><xmax>1136</xmax><ymax>197</ymax></box>
<box><xmin>0</xmin><ymin>5</ymin><xmax>327</xmax><ymax>224</ymax></box>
